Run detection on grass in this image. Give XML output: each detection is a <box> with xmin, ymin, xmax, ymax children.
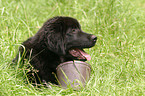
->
<box><xmin>0</xmin><ymin>0</ymin><xmax>145</xmax><ymax>95</ymax></box>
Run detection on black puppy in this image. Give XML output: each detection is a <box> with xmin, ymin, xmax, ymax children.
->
<box><xmin>13</xmin><ymin>16</ymin><xmax>97</xmax><ymax>84</ymax></box>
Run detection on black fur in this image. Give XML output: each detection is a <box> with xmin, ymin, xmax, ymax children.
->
<box><xmin>13</xmin><ymin>16</ymin><xmax>97</xmax><ymax>84</ymax></box>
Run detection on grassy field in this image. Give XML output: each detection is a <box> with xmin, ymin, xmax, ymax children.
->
<box><xmin>0</xmin><ymin>0</ymin><xmax>145</xmax><ymax>95</ymax></box>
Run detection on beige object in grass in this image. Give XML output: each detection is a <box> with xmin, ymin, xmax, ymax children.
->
<box><xmin>56</xmin><ymin>61</ymin><xmax>91</xmax><ymax>89</ymax></box>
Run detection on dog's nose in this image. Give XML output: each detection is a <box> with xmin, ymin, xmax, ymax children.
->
<box><xmin>91</xmin><ymin>35</ymin><xmax>97</xmax><ymax>42</ymax></box>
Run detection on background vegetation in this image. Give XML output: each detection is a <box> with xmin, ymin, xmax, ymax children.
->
<box><xmin>0</xmin><ymin>0</ymin><xmax>145</xmax><ymax>95</ymax></box>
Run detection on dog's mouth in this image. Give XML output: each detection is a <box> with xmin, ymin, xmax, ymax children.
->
<box><xmin>68</xmin><ymin>48</ymin><xmax>91</xmax><ymax>61</ymax></box>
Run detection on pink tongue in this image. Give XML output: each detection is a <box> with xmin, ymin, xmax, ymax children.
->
<box><xmin>77</xmin><ymin>49</ymin><xmax>91</xmax><ymax>61</ymax></box>
<box><xmin>69</xmin><ymin>48</ymin><xmax>91</xmax><ymax>61</ymax></box>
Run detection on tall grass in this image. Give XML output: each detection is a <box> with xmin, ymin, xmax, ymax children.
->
<box><xmin>0</xmin><ymin>0</ymin><xmax>145</xmax><ymax>95</ymax></box>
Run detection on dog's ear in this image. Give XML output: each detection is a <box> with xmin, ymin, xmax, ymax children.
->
<box><xmin>46</xmin><ymin>32</ymin><xmax>66</xmax><ymax>56</ymax></box>
<box><xmin>43</xmin><ymin>17</ymin><xmax>66</xmax><ymax>56</ymax></box>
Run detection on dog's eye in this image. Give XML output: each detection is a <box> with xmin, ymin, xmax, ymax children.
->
<box><xmin>72</xmin><ymin>29</ymin><xmax>76</xmax><ymax>33</ymax></box>
<box><xmin>72</xmin><ymin>29</ymin><xmax>75</xmax><ymax>32</ymax></box>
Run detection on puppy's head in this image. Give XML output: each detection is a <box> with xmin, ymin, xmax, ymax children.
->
<box><xmin>41</xmin><ymin>16</ymin><xmax>97</xmax><ymax>61</ymax></box>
